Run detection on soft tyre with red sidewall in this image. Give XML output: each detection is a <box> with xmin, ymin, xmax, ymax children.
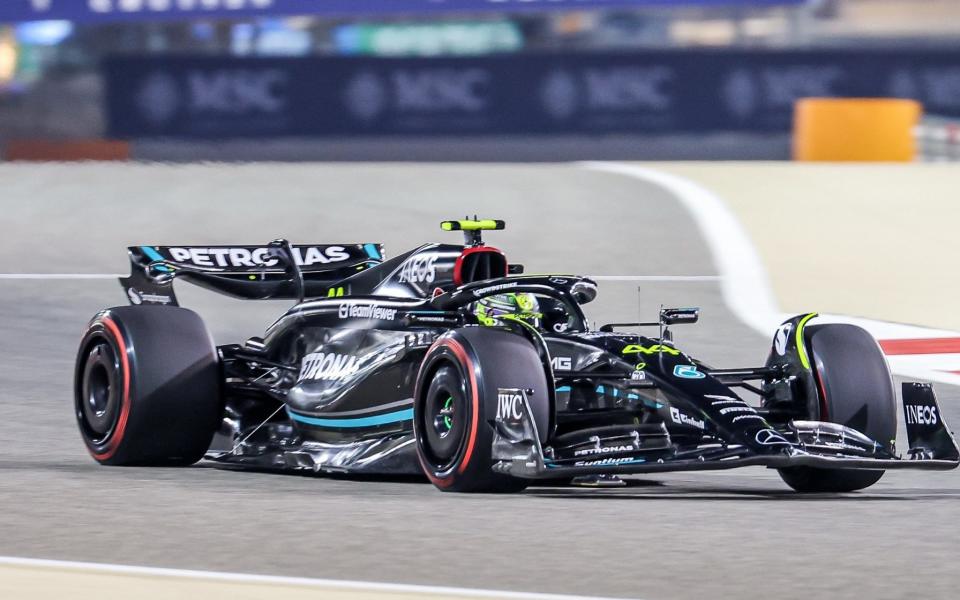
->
<box><xmin>414</xmin><ymin>327</ymin><xmax>550</xmax><ymax>493</ymax></box>
<box><xmin>74</xmin><ymin>305</ymin><xmax>222</xmax><ymax>466</ymax></box>
<box><xmin>778</xmin><ymin>323</ymin><xmax>897</xmax><ymax>493</ymax></box>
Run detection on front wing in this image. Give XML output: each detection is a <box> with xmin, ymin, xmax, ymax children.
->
<box><xmin>491</xmin><ymin>383</ymin><xmax>960</xmax><ymax>479</ymax></box>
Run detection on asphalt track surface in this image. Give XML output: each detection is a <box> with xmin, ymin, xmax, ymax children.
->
<box><xmin>1</xmin><ymin>163</ymin><xmax>958</xmax><ymax>600</ymax></box>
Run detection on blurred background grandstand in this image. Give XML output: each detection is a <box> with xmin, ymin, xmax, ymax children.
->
<box><xmin>0</xmin><ymin>0</ymin><xmax>957</xmax><ymax>160</ymax></box>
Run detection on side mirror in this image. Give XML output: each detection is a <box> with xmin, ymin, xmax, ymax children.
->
<box><xmin>571</xmin><ymin>281</ymin><xmax>597</xmax><ymax>304</ymax></box>
<box><xmin>660</xmin><ymin>307</ymin><xmax>699</xmax><ymax>326</ymax></box>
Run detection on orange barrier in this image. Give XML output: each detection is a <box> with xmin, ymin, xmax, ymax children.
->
<box><xmin>793</xmin><ymin>98</ymin><xmax>922</xmax><ymax>162</ymax></box>
<box><xmin>3</xmin><ymin>139</ymin><xmax>130</xmax><ymax>162</ymax></box>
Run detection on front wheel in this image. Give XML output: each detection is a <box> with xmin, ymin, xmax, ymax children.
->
<box><xmin>414</xmin><ymin>327</ymin><xmax>551</xmax><ymax>493</ymax></box>
<box><xmin>778</xmin><ymin>323</ymin><xmax>897</xmax><ymax>493</ymax></box>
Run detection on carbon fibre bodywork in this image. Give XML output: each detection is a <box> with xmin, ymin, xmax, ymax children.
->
<box><xmin>112</xmin><ymin>226</ymin><xmax>959</xmax><ymax>482</ymax></box>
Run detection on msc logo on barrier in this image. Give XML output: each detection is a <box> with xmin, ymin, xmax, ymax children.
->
<box><xmin>135</xmin><ymin>68</ymin><xmax>289</xmax><ymax>127</ymax></box>
<box><xmin>343</xmin><ymin>69</ymin><xmax>491</xmax><ymax>121</ymax></box>
<box><xmin>720</xmin><ymin>66</ymin><xmax>845</xmax><ymax>121</ymax></box>
<box><xmin>109</xmin><ymin>50</ymin><xmax>960</xmax><ymax>139</ymax></box>
<box><xmin>541</xmin><ymin>67</ymin><xmax>674</xmax><ymax>121</ymax></box>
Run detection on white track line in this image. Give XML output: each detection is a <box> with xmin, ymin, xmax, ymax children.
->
<box><xmin>580</xmin><ymin>161</ymin><xmax>960</xmax><ymax>387</ymax></box>
<box><xmin>0</xmin><ymin>556</ymin><xmax>635</xmax><ymax>600</ymax></box>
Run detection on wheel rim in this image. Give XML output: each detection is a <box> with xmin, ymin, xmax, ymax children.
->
<box><xmin>422</xmin><ymin>373</ymin><xmax>467</xmax><ymax>470</ymax></box>
<box><xmin>433</xmin><ymin>396</ymin><xmax>455</xmax><ymax>438</ymax></box>
<box><xmin>77</xmin><ymin>340</ymin><xmax>121</xmax><ymax>444</ymax></box>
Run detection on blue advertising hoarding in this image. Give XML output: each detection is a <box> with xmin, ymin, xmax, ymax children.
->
<box><xmin>2</xmin><ymin>0</ymin><xmax>806</xmax><ymax>23</ymax></box>
<box><xmin>105</xmin><ymin>50</ymin><xmax>960</xmax><ymax>138</ymax></box>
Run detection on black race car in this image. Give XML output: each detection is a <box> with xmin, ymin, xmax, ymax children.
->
<box><xmin>74</xmin><ymin>219</ymin><xmax>959</xmax><ymax>493</ymax></box>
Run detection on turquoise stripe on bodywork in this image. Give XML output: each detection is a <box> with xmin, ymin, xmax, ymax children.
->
<box><xmin>140</xmin><ymin>246</ymin><xmax>171</xmax><ymax>272</ymax></box>
<box><xmin>141</xmin><ymin>246</ymin><xmax>164</xmax><ymax>261</ymax></box>
<box><xmin>287</xmin><ymin>407</ymin><xmax>412</xmax><ymax>428</ymax></box>
<box><xmin>363</xmin><ymin>244</ymin><xmax>382</xmax><ymax>261</ymax></box>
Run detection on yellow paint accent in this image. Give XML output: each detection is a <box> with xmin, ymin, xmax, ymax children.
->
<box><xmin>795</xmin><ymin>313</ymin><xmax>818</xmax><ymax>370</ymax></box>
<box><xmin>440</xmin><ymin>219</ymin><xmax>503</xmax><ymax>231</ymax></box>
<box><xmin>793</xmin><ymin>98</ymin><xmax>921</xmax><ymax>162</ymax></box>
<box><xmin>515</xmin><ymin>294</ymin><xmax>536</xmax><ymax>311</ymax></box>
<box><xmin>622</xmin><ymin>344</ymin><xmax>680</xmax><ymax>356</ymax></box>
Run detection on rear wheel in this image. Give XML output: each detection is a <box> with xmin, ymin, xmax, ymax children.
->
<box><xmin>74</xmin><ymin>306</ymin><xmax>222</xmax><ymax>466</ymax></box>
<box><xmin>415</xmin><ymin>327</ymin><xmax>551</xmax><ymax>493</ymax></box>
<box><xmin>778</xmin><ymin>324</ymin><xmax>896</xmax><ymax>493</ymax></box>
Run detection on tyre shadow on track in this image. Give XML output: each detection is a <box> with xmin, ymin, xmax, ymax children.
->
<box><xmin>204</xmin><ymin>467</ymin><xmax>960</xmax><ymax>500</ymax></box>
<box><xmin>11</xmin><ymin>460</ymin><xmax>958</xmax><ymax>501</ymax></box>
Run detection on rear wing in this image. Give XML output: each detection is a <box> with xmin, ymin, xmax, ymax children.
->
<box><xmin>120</xmin><ymin>242</ymin><xmax>383</xmax><ymax>306</ymax></box>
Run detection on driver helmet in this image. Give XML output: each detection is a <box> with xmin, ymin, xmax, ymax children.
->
<box><xmin>474</xmin><ymin>293</ymin><xmax>541</xmax><ymax>328</ymax></box>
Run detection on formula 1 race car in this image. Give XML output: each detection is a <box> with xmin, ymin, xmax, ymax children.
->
<box><xmin>74</xmin><ymin>219</ymin><xmax>959</xmax><ymax>493</ymax></box>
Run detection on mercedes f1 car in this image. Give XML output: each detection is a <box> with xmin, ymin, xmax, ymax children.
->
<box><xmin>74</xmin><ymin>219</ymin><xmax>959</xmax><ymax>493</ymax></box>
